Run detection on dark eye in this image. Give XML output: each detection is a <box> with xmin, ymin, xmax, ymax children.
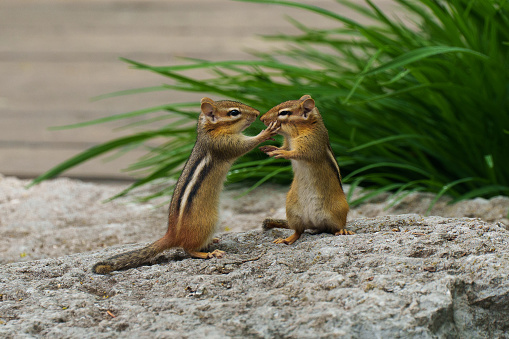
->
<box><xmin>228</xmin><ymin>109</ymin><xmax>241</xmax><ymax>117</ymax></box>
<box><xmin>278</xmin><ymin>110</ymin><xmax>292</xmax><ymax>116</ymax></box>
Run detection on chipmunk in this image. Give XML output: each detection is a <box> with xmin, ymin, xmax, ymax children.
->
<box><xmin>259</xmin><ymin>95</ymin><xmax>352</xmax><ymax>245</ymax></box>
<box><xmin>92</xmin><ymin>97</ymin><xmax>279</xmax><ymax>274</ymax></box>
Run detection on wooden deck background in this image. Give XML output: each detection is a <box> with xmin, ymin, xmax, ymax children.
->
<box><xmin>0</xmin><ymin>0</ymin><xmax>394</xmax><ymax>181</ymax></box>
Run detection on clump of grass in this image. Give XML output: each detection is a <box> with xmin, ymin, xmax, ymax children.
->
<box><xmin>31</xmin><ymin>0</ymin><xmax>509</xmax><ymax>206</ymax></box>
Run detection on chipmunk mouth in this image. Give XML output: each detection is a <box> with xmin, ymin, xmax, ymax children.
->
<box><xmin>241</xmin><ymin>118</ymin><xmax>255</xmax><ymax>130</ymax></box>
<box><xmin>260</xmin><ymin>117</ymin><xmax>271</xmax><ymax>127</ymax></box>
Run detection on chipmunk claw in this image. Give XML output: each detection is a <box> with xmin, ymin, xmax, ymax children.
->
<box><xmin>259</xmin><ymin>145</ymin><xmax>279</xmax><ymax>153</ymax></box>
<box><xmin>335</xmin><ymin>229</ymin><xmax>355</xmax><ymax>235</ymax></box>
<box><xmin>209</xmin><ymin>249</ymin><xmax>225</xmax><ymax>258</ymax></box>
<box><xmin>273</xmin><ymin>231</ymin><xmax>301</xmax><ymax>245</ymax></box>
<box><xmin>268</xmin><ymin>149</ymin><xmax>289</xmax><ymax>159</ymax></box>
<box><xmin>266</xmin><ymin>121</ymin><xmax>280</xmax><ymax>134</ymax></box>
<box><xmin>187</xmin><ymin>249</ymin><xmax>225</xmax><ymax>259</ymax></box>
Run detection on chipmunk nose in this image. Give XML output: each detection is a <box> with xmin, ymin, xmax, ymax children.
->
<box><xmin>260</xmin><ymin>114</ymin><xmax>268</xmax><ymax>126</ymax></box>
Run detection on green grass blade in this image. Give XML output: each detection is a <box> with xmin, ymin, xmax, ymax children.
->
<box><xmin>348</xmin><ymin>134</ymin><xmax>427</xmax><ymax>153</ymax></box>
<box><xmin>28</xmin><ymin>129</ymin><xmax>192</xmax><ymax>187</ymax></box>
<box><xmin>361</xmin><ymin>46</ymin><xmax>489</xmax><ymax>76</ymax></box>
<box><xmin>235</xmin><ymin>166</ymin><xmax>291</xmax><ymax>198</ymax></box>
<box><xmin>426</xmin><ymin>177</ymin><xmax>476</xmax><ymax>214</ymax></box>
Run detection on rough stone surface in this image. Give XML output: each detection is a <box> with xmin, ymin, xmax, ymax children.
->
<box><xmin>1</xmin><ymin>175</ymin><xmax>509</xmax><ymax>337</ymax></box>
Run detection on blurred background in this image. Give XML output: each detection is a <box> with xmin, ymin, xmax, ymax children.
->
<box><xmin>0</xmin><ymin>0</ymin><xmax>394</xmax><ymax>181</ymax></box>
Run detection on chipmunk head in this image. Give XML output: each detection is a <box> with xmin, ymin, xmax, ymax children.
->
<box><xmin>199</xmin><ymin>97</ymin><xmax>260</xmax><ymax>133</ymax></box>
<box><xmin>260</xmin><ymin>95</ymin><xmax>317</xmax><ymax>128</ymax></box>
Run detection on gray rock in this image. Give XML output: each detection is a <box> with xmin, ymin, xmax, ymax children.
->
<box><xmin>2</xmin><ymin>175</ymin><xmax>507</xmax><ymax>265</ymax></box>
<box><xmin>1</xmin><ymin>214</ymin><xmax>508</xmax><ymax>338</ymax></box>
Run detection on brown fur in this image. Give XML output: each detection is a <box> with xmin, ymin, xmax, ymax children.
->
<box><xmin>260</xmin><ymin>95</ymin><xmax>352</xmax><ymax>245</ymax></box>
<box><xmin>92</xmin><ymin>98</ymin><xmax>279</xmax><ymax>274</ymax></box>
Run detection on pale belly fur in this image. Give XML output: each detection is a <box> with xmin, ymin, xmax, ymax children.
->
<box><xmin>291</xmin><ymin>159</ymin><xmax>332</xmax><ymax>228</ymax></box>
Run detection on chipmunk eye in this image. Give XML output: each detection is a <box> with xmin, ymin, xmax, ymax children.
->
<box><xmin>278</xmin><ymin>110</ymin><xmax>292</xmax><ymax>116</ymax></box>
<box><xmin>228</xmin><ymin>109</ymin><xmax>241</xmax><ymax>117</ymax></box>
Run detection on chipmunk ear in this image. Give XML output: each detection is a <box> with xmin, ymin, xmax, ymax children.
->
<box><xmin>200</xmin><ymin>97</ymin><xmax>216</xmax><ymax>122</ymax></box>
<box><xmin>201</xmin><ymin>97</ymin><xmax>214</xmax><ymax>105</ymax></box>
<box><xmin>300</xmin><ymin>96</ymin><xmax>315</xmax><ymax>117</ymax></box>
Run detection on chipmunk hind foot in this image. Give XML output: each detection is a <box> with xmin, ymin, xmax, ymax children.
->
<box><xmin>186</xmin><ymin>249</ymin><xmax>225</xmax><ymax>259</ymax></box>
<box><xmin>335</xmin><ymin>229</ymin><xmax>355</xmax><ymax>235</ymax></box>
<box><xmin>273</xmin><ymin>230</ymin><xmax>303</xmax><ymax>245</ymax></box>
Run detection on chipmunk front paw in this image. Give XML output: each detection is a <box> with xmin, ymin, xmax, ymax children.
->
<box><xmin>259</xmin><ymin>145</ymin><xmax>279</xmax><ymax>153</ymax></box>
<box><xmin>258</xmin><ymin>121</ymin><xmax>280</xmax><ymax>141</ymax></box>
<box><xmin>267</xmin><ymin>149</ymin><xmax>290</xmax><ymax>159</ymax></box>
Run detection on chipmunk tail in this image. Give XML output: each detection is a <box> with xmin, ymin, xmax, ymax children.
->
<box><xmin>92</xmin><ymin>238</ymin><xmax>170</xmax><ymax>274</ymax></box>
<box><xmin>262</xmin><ymin>218</ymin><xmax>289</xmax><ymax>230</ymax></box>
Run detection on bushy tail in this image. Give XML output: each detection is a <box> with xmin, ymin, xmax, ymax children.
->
<box><xmin>92</xmin><ymin>238</ymin><xmax>169</xmax><ymax>274</ymax></box>
<box><xmin>262</xmin><ymin>218</ymin><xmax>289</xmax><ymax>230</ymax></box>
